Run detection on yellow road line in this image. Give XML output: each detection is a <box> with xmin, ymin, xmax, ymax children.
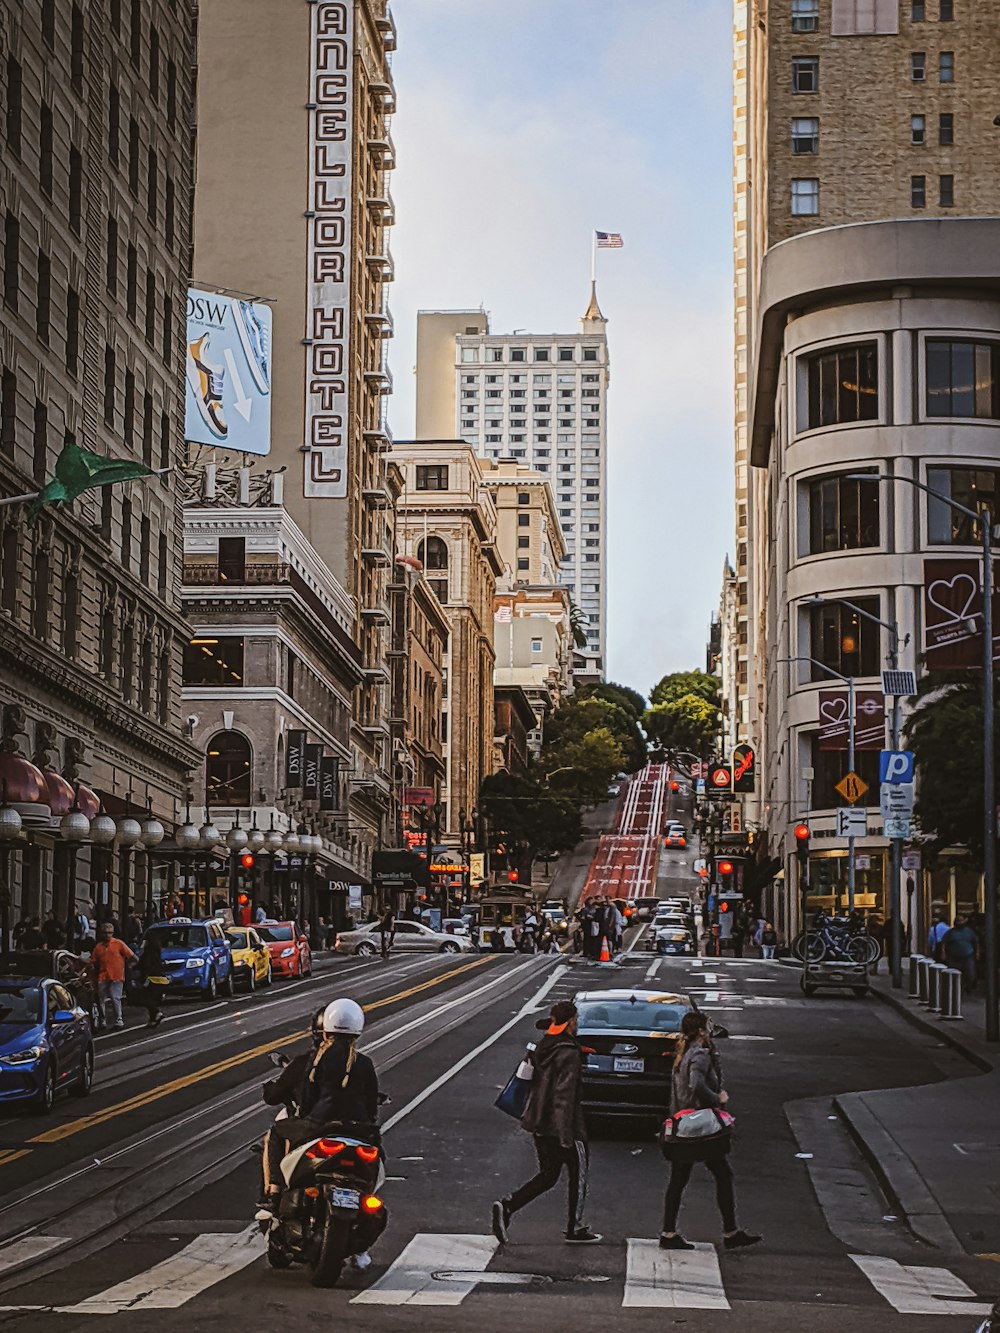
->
<box><xmin>0</xmin><ymin>1149</ymin><xmax>31</xmax><ymax>1168</ymax></box>
<box><xmin>20</xmin><ymin>954</ymin><xmax>496</xmax><ymax>1151</ymax></box>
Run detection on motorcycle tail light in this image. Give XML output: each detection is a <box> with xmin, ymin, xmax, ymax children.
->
<box><xmin>307</xmin><ymin>1138</ymin><xmax>346</xmax><ymax>1159</ymax></box>
<box><xmin>356</xmin><ymin>1144</ymin><xmax>379</xmax><ymax>1163</ymax></box>
<box><xmin>361</xmin><ymin>1195</ymin><xmax>383</xmax><ymax>1213</ymax></box>
<box><xmin>304</xmin><ymin>1186</ymin><xmax>320</xmax><ymax>1198</ymax></box>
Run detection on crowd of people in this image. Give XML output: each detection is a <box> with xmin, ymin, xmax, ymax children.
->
<box><xmin>574</xmin><ymin>897</ymin><xmax>626</xmax><ymax>958</ymax></box>
<box><xmin>926</xmin><ymin>909</ymin><xmax>985</xmax><ymax>991</ymax></box>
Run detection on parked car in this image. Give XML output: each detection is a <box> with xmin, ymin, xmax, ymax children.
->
<box><xmin>225</xmin><ymin>926</ymin><xmax>273</xmax><ymax>990</ymax></box>
<box><xmin>0</xmin><ymin>977</ymin><xmax>94</xmax><ymax>1111</ymax></box>
<box><xmin>0</xmin><ymin>950</ymin><xmax>99</xmax><ymax>1029</ymax></box>
<box><xmin>256</xmin><ymin>921</ymin><xmax>312</xmax><ymax>979</ymax></box>
<box><xmin>335</xmin><ymin>920</ymin><xmax>474</xmax><ymax>956</ymax></box>
<box><xmin>142</xmin><ymin>918</ymin><xmax>235</xmax><ymax>1000</ymax></box>
<box><xmin>441</xmin><ymin>917</ymin><xmax>472</xmax><ymax>938</ymax></box>
<box><xmin>653</xmin><ymin>925</ymin><xmax>697</xmax><ymax>956</ymax></box>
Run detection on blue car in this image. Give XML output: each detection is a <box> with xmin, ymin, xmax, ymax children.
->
<box><xmin>141</xmin><ymin>918</ymin><xmax>235</xmax><ymax>1000</ymax></box>
<box><xmin>0</xmin><ymin>977</ymin><xmax>94</xmax><ymax>1112</ymax></box>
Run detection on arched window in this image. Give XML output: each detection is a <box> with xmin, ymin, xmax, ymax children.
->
<box><xmin>205</xmin><ymin>730</ymin><xmax>252</xmax><ymax>806</ymax></box>
<box><xmin>418</xmin><ymin>536</ymin><xmax>448</xmax><ymax>571</ymax></box>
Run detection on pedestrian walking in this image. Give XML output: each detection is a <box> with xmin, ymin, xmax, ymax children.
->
<box><xmin>124</xmin><ymin>910</ymin><xmax>144</xmax><ymax>949</ymax></box>
<box><xmin>11</xmin><ymin>915</ymin><xmax>29</xmax><ymax>949</ymax></box>
<box><xmin>379</xmin><ymin>907</ymin><xmax>395</xmax><ymax>960</ymax></box>
<box><xmin>659</xmin><ymin>1011</ymin><xmax>760</xmax><ymax>1251</ymax></box>
<box><xmin>927</xmin><ymin>913</ymin><xmax>949</xmax><ymax>961</ymax></box>
<box><xmin>942</xmin><ymin>914</ymin><xmax>979</xmax><ymax>992</ymax></box>
<box><xmin>491</xmin><ymin>1000</ymin><xmax>600</xmax><ymax>1246</ymax></box>
<box><xmin>136</xmin><ymin>932</ymin><xmax>166</xmax><ymax>1027</ymax></box>
<box><xmin>89</xmin><ymin>922</ymin><xmax>136</xmax><ymax>1029</ymax></box>
<box><xmin>760</xmin><ymin>922</ymin><xmax>778</xmax><ymax>960</ymax></box>
<box><xmin>40</xmin><ymin>910</ymin><xmax>65</xmax><ymax>950</ymax></box>
<box><xmin>18</xmin><ymin>917</ymin><xmax>44</xmax><ymax>951</ymax></box>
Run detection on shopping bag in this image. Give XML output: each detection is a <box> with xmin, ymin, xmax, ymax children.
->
<box><xmin>494</xmin><ymin>1070</ymin><xmax>533</xmax><ymax>1120</ymax></box>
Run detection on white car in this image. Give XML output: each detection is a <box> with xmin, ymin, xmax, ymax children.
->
<box><xmin>607</xmin><ymin>784</ymin><xmax>621</xmax><ymax>797</ymax></box>
<box><xmin>334</xmin><ymin>920</ymin><xmax>474</xmax><ymax>956</ymax></box>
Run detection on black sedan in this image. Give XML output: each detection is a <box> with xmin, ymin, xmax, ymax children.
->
<box><xmin>575</xmin><ymin>989</ymin><xmax>697</xmax><ymax>1126</ymax></box>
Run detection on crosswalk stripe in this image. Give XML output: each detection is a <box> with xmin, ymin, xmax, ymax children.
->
<box><xmin>352</xmin><ymin>1233</ymin><xmax>498</xmax><ymax>1306</ymax></box>
<box><xmin>851</xmin><ymin>1255</ymin><xmax>991</xmax><ymax>1316</ymax></box>
<box><xmin>624</xmin><ymin>1239</ymin><xmax>730</xmax><ymax>1309</ymax></box>
<box><xmin>0</xmin><ymin>1237</ymin><xmax>68</xmax><ymax>1274</ymax></box>
<box><xmin>56</xmin><ymin>1226</ymin><xmax>264</xmax><ymax>1314</ymax></box>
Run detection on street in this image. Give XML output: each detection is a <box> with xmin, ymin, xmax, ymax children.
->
<box><xmin>0</xmin><ymin>912</ymin><xmax>995</xmax><ymax>1331</ymax></box>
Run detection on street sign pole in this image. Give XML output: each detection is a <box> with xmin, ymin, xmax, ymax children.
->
<box><xmin>982</xmin><ymin>510</ymin><xmax>997</xmax><ymax>1042</ymax></box>
<box><xmin>848</xmin><ymin>676</ymin><xmax>856</xmax><ymax>913</ymax></box>
<box><xmin>888</xmin><ymin>639</ymin><xmax>903</xmax><ymax>992</ymax></box>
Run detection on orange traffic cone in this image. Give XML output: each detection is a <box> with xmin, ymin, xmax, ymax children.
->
<box><xmin>598</xmin><ymin>936</ymin><xmax>611</xmax><ymax>963</ymax></box>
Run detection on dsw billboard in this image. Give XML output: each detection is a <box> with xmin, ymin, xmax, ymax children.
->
<box><xmin>185</xmin><ymin>289</ymin><xmax>272</xmax><ymax>456</ymax></box>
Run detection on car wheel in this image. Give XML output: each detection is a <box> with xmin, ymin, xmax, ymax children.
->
<box><xmin>245</xmin><ymin>967</ymin><xmax>256</xmax><ymax>993</ymax></box>
<box><xmin>801</xmin><ymin>982</ymin><xmax>817</xmax><ymax>997</ymax></box>
<box><xmin>71</xmin><ymin>1045</ymin><xmax>94</xmax><ymax>1097</ymax></box>
<box><xmin>356</xmin><ymin>942</ymin><xmax>377</xmax><ymax>957</ymax></box>
<box><xmin>221</xmin><ymin>968</ymin><xmax>235</xmax><ymax>998</ymax></box>
<box><xmin>852</xmin><ymin>986</ymin><xmax>868</xmax><ymax>998</ymax></box>
<box><xmin>204</xmin><ymin>971</ymin><xmax>218</xmax><ymax>1001</ymax></box>
<box><xmin>261</xmin><ymin>963</ymin><xmax>273</xmax><ymax>987</ymax></box>
<box><xmin>35</xmin><ymin>1064</ymin><xmax>56</xmax><ymax>1114</ymax></box>
<box><xmin>439</xmin><ymin>941</ymin><xmax>460</xmax><ymax>954</ymax></box>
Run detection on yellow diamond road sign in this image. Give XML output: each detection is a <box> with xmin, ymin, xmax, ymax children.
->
<box><xmin>835</xmin><ymin>771</ymin><xmax>869</xmax><ymax>805</ymax></box>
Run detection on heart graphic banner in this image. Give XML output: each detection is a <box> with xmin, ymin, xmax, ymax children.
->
<box><xmin>923</xmin><ymin>558</ymin><xmax>1000</xmax><ymax>669</ymax></box>
<box><xmin>818</xmin><ymin>691</ymin><xmax>885</xmax><ymax>750</ymax></box>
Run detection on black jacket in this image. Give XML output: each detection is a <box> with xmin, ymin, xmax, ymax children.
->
<box><xmin>521</xmin><ymin>1031</ymin><xmax>587</xmax><ymax>1147</ymax></box>
<box><xmin>299</xmin><ymin>1039</ymin><xmax>379</xmax><ymax>1131</ymax></box>
<box><xmin>263</xmin><ymin>1052</ymin><xmax>312</xmax><ymax>1113</ymax></box>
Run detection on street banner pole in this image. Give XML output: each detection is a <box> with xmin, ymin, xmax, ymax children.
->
<box><xmin>848</xmin><ymin>676</ymin><xmax>856</xmax><ymax>914</ymax></box>
<box><xmin>982</xmin><ymin>512</ymin><xmax>997</xmax><ymax>1041</ymax></box>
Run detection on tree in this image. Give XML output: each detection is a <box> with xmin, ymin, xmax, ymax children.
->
<box><xmin>580</xmin><ymin>680</ymin><xmax>647</xmax><ymax>722</ymax></box>
<box><xmin>543</xmin><ymin>695</ymin><xmax>644</xmax><ymax>774</ymax></box>
<box><xmin>650</xmin><ymin>670</ymin><xmax>719</xmax><ymax>710</ymax></box>
<box><xmin>544</xmin><ymin>726</ymin><xmax>625</xmax><ymax>806</ymax></box>
<box><xmin>478</xmin><ymin>770</ymin><xmax>583</xmax><ymax>870</ymax></box>
<box><xmin>644</xmin><ymin>692</ymin><xmax>718</xmax><ymax>759</ymax></box>
<box><xmin>569</xmin><ymin>602</ymin><xmax>588</xmax><ymax>650</ymax></box>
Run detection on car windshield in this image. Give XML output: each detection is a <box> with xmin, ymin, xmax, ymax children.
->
<box><xmin>577</xmin><ymin>999</ymin><xmax>689</xmax><ymax>1033</ymax></box>
<box><xmin>0</xmin><ymin>984</ymin><xmax>43</xmax><ymax>1024</ymax></box>
<box><xmin>147</xmin><ymin>926</ymin><xmax>209</xmax><ymax>949</ymax></box>
<box><xmin>228</xmin><ymin>930</ymin><xmax>249</xmax><ymax>947</ymax></box>
<box><xmin>257</xmin><ymin>925</ymin><xmax>293</xmax><ymax>943</ymax></box>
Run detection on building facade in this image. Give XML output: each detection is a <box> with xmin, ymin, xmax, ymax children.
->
<box><xmin>414</xmin><ymin>297</ymin><xmax>610</xmax><ymax>678</ymax></box>
<box><xmin>0</xmin><ymin>0</ymin><xmax>198</xmax><ymax>933</ymax></box>
<box><xmin>389</xmin><ymin>439</ymin><xmax>502</xmax><ymax>835</ymax></box>
<box><xmin>190</xmin><ymin>0</ymin><xmax>398</xmax><ymax>868</ymax></box>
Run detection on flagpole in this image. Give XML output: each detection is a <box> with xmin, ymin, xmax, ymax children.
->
<box><xmin>0</xmin><ymin>465</ymin><xmax>172</xmax><ymax>511</ymax></box>
<box><xmin>591</xmin><ymin>230</ymin><xmax>597</xmax><ymax>284</ymax></box>
<box><xmin>0</xmin><ymin>490</ymin><xmax>41</xmax><ymax>509</ymax></box>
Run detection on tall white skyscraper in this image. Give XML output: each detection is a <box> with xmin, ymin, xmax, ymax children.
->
<box><xmin>415</xmin><ymin>290</ymin><xmax>610</xmax><ymax>678</ymax></box>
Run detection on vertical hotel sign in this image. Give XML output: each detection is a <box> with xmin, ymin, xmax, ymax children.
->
<box><xmin>304</xmin><ymin>2</ymin><xmax>353</xmax><ymax>500</ymax></box>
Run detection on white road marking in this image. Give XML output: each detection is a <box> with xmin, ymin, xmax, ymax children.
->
<box><xmin>0</xmin><ymin>1237</ymin><xmax>68</xmax><ymax>1274</ymax></box>
<box><xmin>352</xmin><ymin>1233</ymin><xmax>498</xmax><ymax>1306</ymax></box>
<box><xmin>645</xmin><ymin>960</ymin><xmax>661</xmax><ymax>980</ymax></box>
<box><xmin>729</xmin><ymin>1034</ymin><xmax>774</xmax><ymax>1041</ymax></box>
<box><xmin>59</xmin><ymin>1226</ymin><xmax>264</xmax><ymax>1313</ymax></box>
<box><xmin>851</xmin><ymin>1255</ymin><xmax>991</xmax><ymax>1316</ymax></box>
<box><xmin>624</xmin><ymin>1239</ymin><xmax>730</xmax><ymax>1309</ymax></box>
<box><xmin>702</xmin><ymin>973</ymin><xmax>718</xmax><ymax>984</ymax></box>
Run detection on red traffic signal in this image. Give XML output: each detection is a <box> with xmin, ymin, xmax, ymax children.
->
<box><xmin>670</xmin><ymin>780</ymin><xmax>679</xmax><ymax>792</ymax></box>
<box><xmin>237</xmin><ymin>891</ymin><xmax>249</xmax><ymax>907</ymax></box>
<box><xmin>240</xmin><ymin>852</ymin><xmax>256</xmax><ymax>870</ymax></box>
<box><xmin>508</xmin><ymin>869</ymin><xmax>519</xmax><ymax>883</ymax></box>
<box><xmin>794</xmin><ymin>822</ymin><xmax>810</xmax><ymax>844</ymax></box>
<box><xmin>718</xmin><ymin>859</ymin><xmax>734</xmax><ymax>876</ymax></box>
<box><xmin>719</xmin><ymin>900</ymin><xmax>731</xmax><ymax>912</ymax></box>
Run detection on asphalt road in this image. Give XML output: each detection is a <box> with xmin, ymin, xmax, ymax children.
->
<box><xmin>0</xmin><ymin>902</ymin><xmax>996</xmax><ymax>1331</ymax></box>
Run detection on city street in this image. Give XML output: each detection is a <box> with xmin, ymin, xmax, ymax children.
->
<box><xmin>0</xmin><ymin>920</ymin><xmax>995</xmax><ymax>1331</ymax></box>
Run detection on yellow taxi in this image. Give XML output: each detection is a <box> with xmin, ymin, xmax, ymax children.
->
<box><xmin>225</xmin><ymin>926</ymin><xmax>273</xmax><ymax>991</ymax></box>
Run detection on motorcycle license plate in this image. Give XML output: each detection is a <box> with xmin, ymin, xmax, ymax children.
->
<box><xmin>328</xmin><ymin>1187</ymin><xmax>360</xmax><ymax>1209</ymax></box>
<box><xmin>614</xmin><ymin>1057</ymin><xmax>644</xmax><ymax>1073</ymax></box>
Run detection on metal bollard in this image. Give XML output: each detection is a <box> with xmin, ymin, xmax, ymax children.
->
<box><xmin>908</xmin><ymin>954</ymin><xmax>924</xmax><ymax>998</ymax></box>
<box><xmin>917</xmin><ymin>956</ymin><xmax>931</xmax><ymax>1003</ymax></box>
<box><xmin>940</xmin><ymin>968</ymin><xmax>964</xmax><ymax>1021</ymax></box>
<box><xmin>928</xmin><ymin>962</ymin><xmax>947</xmax><ymax>1013</ymax></box>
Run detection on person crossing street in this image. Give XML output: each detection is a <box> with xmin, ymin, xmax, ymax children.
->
<box><xmin>89</xmin><ymin>921</ymin><xmax>136</xmax><ymax>1030</ymax></box>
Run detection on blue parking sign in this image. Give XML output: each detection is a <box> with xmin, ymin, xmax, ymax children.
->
<box><xmin>880</xmin><ymin>750</ymin><xmax>915</xmax><ymax>784</ymax></box>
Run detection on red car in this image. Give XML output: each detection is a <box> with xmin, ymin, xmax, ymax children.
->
<box><xmin>256</xmin><ymin>920</ymin><xmax>312</xmax><ymax>979</ymax></box>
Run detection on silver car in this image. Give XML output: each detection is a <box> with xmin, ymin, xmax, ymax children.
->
<box><xmin>334</xmin><ymin>920</ymin><xmax>474</xmax><ymax>956</ymax></box>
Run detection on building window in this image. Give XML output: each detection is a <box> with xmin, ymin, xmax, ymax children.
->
<box><xmin>104</xmin><ymin>346</ymin><xmax>116</xmax><ymax>426</ymax></box>
<box><xmin>939</xmin><ymin>173</ymin><xmax>954</xmax><ymax>206</ymax></box>
<box><xmin>145</xmin><ymin>269</ymin><xmax>156</xmax><ymax>344</ymax></box>
<box><xmin>428</xmin><ymin>577</ymin><xmax>448</xmax><ymax>604</ymax></box>
<box><xmin>161</xmin><ymin>294</ymin><xmax>172</xmax><ymax>361</ymax></box>
<box><xmin>582</xmin><ymin>348</ymin><xmax>598</xmax><ymax>362</ymax></box>
<box><xmin>415</xmin><ymin>464</ymin><xmax>448</xmax><ymax>491</ymax></box>
<box><xmin>792</xmin><ymin>57</ymin><xmax>819</xmax><ymax>92</ymax></box>
<box><xmin>128</xmin><ymin>116</ymin><xmax>140</xmax><ymax>194</ymax></box>
<box><xmin>70</xmin><ymin>4</ymin><xmax>84</xmax><ymax>90</ymax></box>
<box><xmin>912</xmin><ymin>0</ymin><xmax>925</xmax><ymax>16</ymax></box>
<box><xmin>69</xmin><ymin>147</ymin><xmax>82</xmax><ymax>234</ymax></box>
<box><xmin>165</xmin><ymin>175</ymin><xmax>175</xmax><ymax>247</ymax></box>
<box><xmin>166</xmin><ymin>58</ymin><xmax>176</xmax><ymax>127</ymax></box>
<box><xmin>486</xmin><ymin>347</ymin><xmax>503</xmax><ymax>362</ymax></box>
<box><xmin>146</xmin><ymin>148</ymin><xmax>158</xmax><ymax>222</ymax></box>
<box><xmin>517</xmin><ymin>558</ymin><xmax>529</xmax><ymax>571</ymax></box>
<box><xmin>120</xmin><ymin>495</ymin><xmax>131</xmax><ymax>571</ymax></box>
<box><xmin>799</xmin><ymin>342</ymin><xmax>878</xmax><ymax>430</ymax></box>
<box><xmin>0</xmin><ymin>523</ymin><xmax>16</xmax><ymax>612</ymax></box>
<box><xmin>126</xmin><ymin>244</ymin><xmax>137</xmax><ymax>317</ymax></box>
<box><xmin>809</xmin><ymin>596</ymin><xmax>881</xmax><ymax>680</ymax></box>
<box><xmin>99</xmin><ymin>603</ymin><xmax>114</xmax><ymax>678</ymax></box>
<box><xmin>39</xmin><ymin>102</ymin><xmax>53</xmax><ymax>196</ymax></box>
<box><xmin>123</xmin><ymin>369</ymin><xmax>135</xmax><ymax>450</ymax></box>
<box><xmin>911</xmin><ymin>114</ymin><xmax>925</xmax><ymax>143</ymax></box>
<box><xmin>461</xmin><ymin>348</ymin><xmax>476</xmax><ymax>363</ymax></box>
<box><xmin>35</xmin><ymin>251</ymin><xmax>50</xmax><ymax>343</ymax></box>
<box><xmin>106</xmin><ymin>216</ymin><xmax>118</xmax><ymax>295</ymax></box>
<box><xmin>791</xmin><ymin>178</ymin><xmax>820</xmax><ymax>215</ymax></box>
<box><xmin>792</xmin><ymin>117</ymin><xmax>819</xmax><ymax>153</ymax></box>
<box><xmin>911</xmin><ymin>174</ymin><xmax>926</xmax><ymax>207</ymax></box>
<box><xmin>63</xmin><ymin>566</ymin><xmax>78</xmax><ymax>659</ymax></box>
<box><xmin>510</xmin><ymin>347</ymin><xmax>525</xmax><ymax>361</ymax></box>
<box><xmin>927</xmin><ymin>467</ymin><xmax>1000</xmax><ymax>544</ymax></box>
<box><xmin>939</xmin><ymin>112</ymin><xmax>954</xmax><ymax>143</ymax></box>
<box><xmin>142</xmin><ymin>390</ymin><xmax>153</xmax><ymax>466</ymax></box>
<box><xmin>139</xmin><ymin>514</ymin><xmax>150</xmax><ymax>584</ymax></box>
<box><xmin>183</xmin><ymin>636</ymin><xmax>245</xmax><ymax>686</ymax></box>
<box><xmin>205</xmin><ymin>730</ymin><xmax>252</xmax><ymax>805</ymax></box>
<box><xmin>534</xmin><ymin>348</ymin><xmax>549</xmax><ymax>361</ymax></box>
<box><xmin>42</xmin><ymin>0</ymin><xmax>56</xmax><ymax>45</ymax></box>
<box><xmin>31</xmin><ymin>403</ymin><xmax>47</xmax><ymax>483</ymax></box>
<box><xmin>417</xmin><ymin>535</ymin><xmax>448</xmax><ymax>571</ymax></box>
<box><xmin>911</xmin><ymin>51</ymin><xmax>926</xmax><ymax>79</ymax></box>
<box><xmin>807</xmin><ymin>471</ymin><xmax>880</xmax><ymax>553</ymax></box>
<box><xmin>217</xmin><ymin>536</ymin><xmax>245</xmax><ymax>582</ymax></box>
<box><xmin>939</xmin><ymin>0</ymin><xmax>953</xmax><ymax>15</ymax></box>
<box><xmin>939</xmin><ymin>50</ymin><xmax>954</xmax><ymax>80</ymax></box>
<box><xmin>66</xmin><ymin>289</ymin><xmax>79</xmax><ymax>375</ymax></box>
<box><xmin>792</xmin><ymin>0</ymin><xmax>820</xmax><ymax>29</ymax></box>
<box><xmin>3</xmin><ymin>212</ymin><xmax>19</xmax><ymax>312</ymax></box>
<box><xmin>517</xmin><ymin>536</ymin><xmax>529</xmax><ymax>549</ymax></box>
<box><xmin>157</xmin><ymin>530</ymin><xmax>168</xmax><ymax>594</ymax></box>
<box><xmin>149</xmin><ymin>25</ymin><xmax>160</xmax><ymax>99</ymax></box>
<box><xmin>926</xmin><ymin>340</ymin><xmax>1000</xmax><ymax>419</ymax></box>
<box><xmin>32</xmin><ymin>545</ymin><xmax>49</xmax><ymax>639</ymax></box>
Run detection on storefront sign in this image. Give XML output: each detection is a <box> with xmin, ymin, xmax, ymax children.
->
<box><xmin>303</xmin><ymin>744</ymin><xmax>322</xmax><ymax>800</ymax></box>
<box><xmin>286</xmin><ymin>730</ymin><xmax>306</xmax><ymax>788</ymax></box>
<box><xmin>320</xmin><ymin>756</ymin><xmax>340</xmax><ymax>811</ymax></box>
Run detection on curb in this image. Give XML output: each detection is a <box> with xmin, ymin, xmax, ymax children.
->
<box><xmin>868</xmin><ymin>983</ymin><xmax>993</xmax><ymax>1074</ymax></box>
<box><xmin>833</xmin><ymin>1091</ymin><xmax>964</xmax><ymax>1254</ymax></box>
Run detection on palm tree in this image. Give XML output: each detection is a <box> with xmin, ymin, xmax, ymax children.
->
<box><xmin>569</xmin><ymin>602</ymin><xmax>588</xmax><ymax>650</ymax></box>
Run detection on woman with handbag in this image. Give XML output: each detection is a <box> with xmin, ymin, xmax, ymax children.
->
<box><xmin>659</xmin><ymin>1011</ymin><xmax>760</xmax><ymax>1252</ymax></box>
<box><xmin>137</xmin><ymin>933</ymin><xmax>167</xmax><ymax>1028</ymax></box>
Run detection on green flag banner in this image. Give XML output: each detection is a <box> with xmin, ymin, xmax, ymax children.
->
<box><xmin>26</xmin><ymin>442</ymin><xmax>154</xmax><ymax>524</ymax></box>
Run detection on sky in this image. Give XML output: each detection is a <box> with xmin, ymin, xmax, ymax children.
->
<box><xmin>386</xmin><ymin>0</ymin><xmax>735</xmax><ymax>702</ymax></box>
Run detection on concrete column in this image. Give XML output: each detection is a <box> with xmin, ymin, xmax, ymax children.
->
<box><xmin>891</xmin><ymin>327</ymin><xmax>913</xmax><ymax>427</ymax></box>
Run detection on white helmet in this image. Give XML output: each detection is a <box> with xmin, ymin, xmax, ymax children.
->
<box><xmin>322</xmin><ymin>998</ymin><xmax>365</xmax><ymax>1036</ymax></box>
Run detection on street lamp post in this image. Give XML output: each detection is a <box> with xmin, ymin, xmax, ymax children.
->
<box><xmin>850</xmin><ymin>472</ymin><xmax>997</xmax><ymax>1042</ymax></box>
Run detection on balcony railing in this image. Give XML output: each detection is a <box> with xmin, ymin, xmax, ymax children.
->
<box><xmin>182</xmin><ymin>562</ymin><xmax>289</xmax><ymax>586</ymax></box>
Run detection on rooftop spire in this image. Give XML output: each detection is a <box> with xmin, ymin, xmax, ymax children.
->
<box><xmin>582</xmin><ymin>280</ymin><xmax>606</xmax><ymax>325</ymax></box>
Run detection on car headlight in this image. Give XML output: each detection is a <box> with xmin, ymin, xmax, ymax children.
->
<box><xmin>0</xmin><ymin>1045</ymin><xmax>45</xmax><ymax>1065</ymax></box>
<box><xmin>280</xmin><ymin>947</ymin><xmax>295</xmax><ymax>958</ymax></box>
<box><xmin>185</xmin><ymin>957</ymin><xmax>205</xmax><ymax>969</ymax></box>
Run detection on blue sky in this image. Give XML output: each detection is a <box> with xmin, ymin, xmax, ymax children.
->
<box><xmin>387</xmin><ymin>0</ymin><xmax>734</xmax><ymax>701</ymax></box>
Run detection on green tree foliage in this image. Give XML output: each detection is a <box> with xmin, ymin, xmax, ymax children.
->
<box><xmin>569</xmin><ymin>602</ymin><xmax>589</xmax><ymax>650</ymax></box>
<box><xmin>650</xmin><ymin>669</ymin><xmax>719</xmax><ymax>709</ymax></box>
<box><xmin>544</xmin><ymin>726</ymin><xmax>625</xmax><ymax>806</ymax></box>
<box><xmin>478</xmin><ymin>769</ymin><xmax>583</xmax><ymax>862</ymax></box>
<box><xmin>644</xmin><ymin>693</ymin><xmax>718</xmax><ymax>759</ymax></box>
<box><xmin>904</xmin><ymin>672</ymin><xmax>998</xmax><ymax>865</ymax></box>
<box><xmin>580</xmin><ymin>680</ymin><xmax>647</xmax><ymax>722</ymax></box>
<box><xmin>543</xmin><ymin>695</ymin><xmax>644</xmax><ymax>774</ymax></box>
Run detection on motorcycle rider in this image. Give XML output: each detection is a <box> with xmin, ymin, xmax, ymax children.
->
<box><xmin>256</xmin><ymin>1006</ymin><xmax>326</xmax><ymax>1220</ymax></box>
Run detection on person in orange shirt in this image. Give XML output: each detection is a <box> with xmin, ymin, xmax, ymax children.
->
<box><xmin>90</xmin><ymin>922</ymin><xmax>136</xmax><ymax>1029</ymax></box>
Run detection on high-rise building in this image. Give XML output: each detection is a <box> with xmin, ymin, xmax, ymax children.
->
<box><xmin>0</xmin><ymin>0</ymin><xmax>197</xmax><ymax>931</ymax></box>
<box><xmin>734</xmin><ymin>0</ymin><xmax>1000</xmax><ymax>940</ymax></box>
<box><xmin>415</xmin><ymin>293</ymin><xmax>610</xmax><ymax>679</ymax></box>
<box><xmin>190</xmin><ymin>0</ymin><xmax>398</xmax><ymax>863</ymax></box>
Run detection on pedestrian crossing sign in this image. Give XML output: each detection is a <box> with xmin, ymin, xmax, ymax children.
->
<box><xmin>834</xmin><ymin>771</ymin><xmax>869</xmax><ymax>805</ymax></box>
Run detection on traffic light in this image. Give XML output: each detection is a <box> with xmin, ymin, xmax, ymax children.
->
<box><xmin>237</xmin><ymin>891</ymin><xmax>249</xmax><ymax>908</ymax></box>
<box><xmin>240</xmin><ymin>852</ymin><xmax>256</xmax><ymax>871</ymax></box>
<box><xmin>794</xmin><ymin>821</ymin><xmax>810</xmax><ymax>888</ymax></box>
<box><xmin>670</xmin><ymin>780</ymin><xmax>679</xmax><ymax>793</ymax></box>
<box><xmin>508</xmin><ymin>869</ymin><xmax>519</xmax><ymax>884</ymax></box>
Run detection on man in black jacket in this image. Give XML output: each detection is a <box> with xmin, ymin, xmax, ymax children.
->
<box><xmin>492</xmin><ymin>1000</ymin><xmax>600</xmax><ymax>1245</ymax></box>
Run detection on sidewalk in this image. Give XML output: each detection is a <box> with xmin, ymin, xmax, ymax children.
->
<box><xmin>835</xmin><ymin>967</ymin><xmax>1000</xmax><ymax>1257</ymax></box>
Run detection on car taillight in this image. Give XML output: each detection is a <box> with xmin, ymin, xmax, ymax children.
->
<box><xmin>580</xmin><ymin>1046</ymin><xmax>596</xmax><ymax>1055</ymax></box>
<box><xmin>356</xmin><ymin>1144</ymin><xmax>379</xmax><ymax>1163</ymax></box>
<box><xmin>307</xmin><ymin>1138</ymin><xmax>346</xmax><ymax>1159</ymax></box>
<box><xmin>335</xmin><ymin>936</ymin><xmax>342</xmax><ymax>948</ymax></box>
<box><xmin>361</xmin><ymin>1195</ymin><xmax>383</xmax><ymax>1213</ymax></box>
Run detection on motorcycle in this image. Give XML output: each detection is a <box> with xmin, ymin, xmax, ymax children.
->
<box><xmin>259</xmin><ymin>1053</ymin><xmax>389</xmax><ymax>1287</ymax></box>
<box><xmin>977</xmin><ymin>1300</ymin><xmax>999</xmax><ymax>1333</ymax></box>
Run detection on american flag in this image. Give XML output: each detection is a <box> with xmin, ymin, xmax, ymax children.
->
<box><xmin>595</xmin><ymin>231</ymin><xmax>624</xmax><ymax>249</ymax></box>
